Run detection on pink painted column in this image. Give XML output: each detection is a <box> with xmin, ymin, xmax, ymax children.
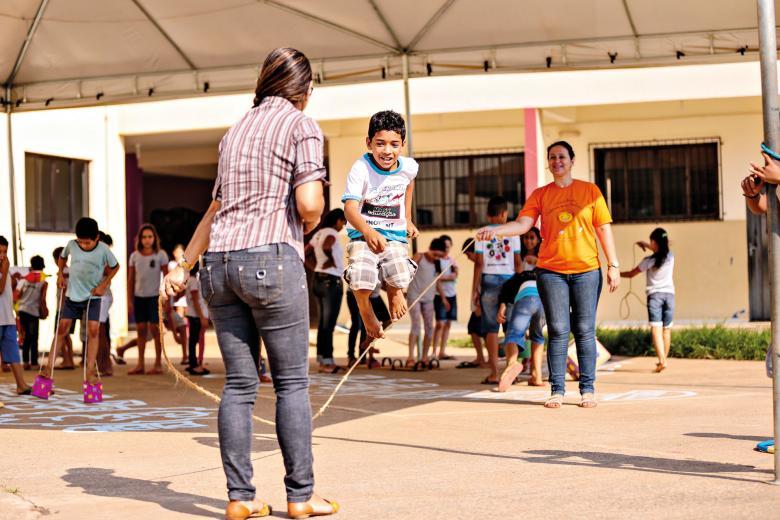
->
<box><xmin>125</xmin><ymin>153</ymin><xmax>143</xmax><ymax>257</ymax></box>
<box><xmin>523</xmin><ymin>108</ymin><xmax>540</xmax><ymax>200</ymax></box>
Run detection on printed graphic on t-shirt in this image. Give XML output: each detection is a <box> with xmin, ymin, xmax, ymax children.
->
<box><xmin>484</xmin><ymin>236</ymin><xmax>513</xmax><ymax>261</ymax></box>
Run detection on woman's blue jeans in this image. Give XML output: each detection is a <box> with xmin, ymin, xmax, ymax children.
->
<box><xmin>201</xmin><ymin>244</ymin><xmax>314</xmax><ymax>503</ymax></box>
<box><xmin>536</xmin><ymin>268</ymin><xmax>602</xmax><ymax>396</ymax></box>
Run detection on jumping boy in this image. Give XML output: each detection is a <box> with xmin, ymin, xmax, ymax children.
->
<box><xmin>343</xmin><ymin>110</ymin><xmax>419</xmax><ymax>338</ymax></box>
<box><xmin>0</xmin><ymin>236</ymin><xmax>31</xmax><ymax>394</ymax></box>
<box><xmin>471</xmin><ymin>196</ymin><xmax>522</xmax><ymax>385</ymax></box>
<box><xmin>44</xmin><ymin>218</ymin><xmax>119</xmax><ymax>386</ymax></box>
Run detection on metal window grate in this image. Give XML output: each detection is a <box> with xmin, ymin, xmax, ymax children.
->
<box><xmin>589</xmin><ymin>138</ymin><xmax>722</xmax><ymax>223</ymax></box>
<box><xmin>415</xmin><ymin>151</ymin><xmax>525</xmax><ymax>230</ymax></box>
<box><xmin>25</xmin><ymin>153</ymin><xmax>90</xmax><ymax>233</ymax></box>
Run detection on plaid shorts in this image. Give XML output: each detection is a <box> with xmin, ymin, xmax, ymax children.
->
<box><xmin>344</xmin><ymin>240</ymin><xmax>417</xmax><ymax>291</ymax></box>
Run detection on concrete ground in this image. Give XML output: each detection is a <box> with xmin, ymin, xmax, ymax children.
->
<box><xmin>1</xmin><ymin>329</ymin><xmax>778</xmax><ymax>519</ymax></box>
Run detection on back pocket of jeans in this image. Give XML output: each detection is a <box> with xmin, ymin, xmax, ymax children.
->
<box><xmin>238</xmin><ymin>262</ymin><xmax>283</xmax><ymax>305</ymax></box>
<box><xmin>198</xmin><ymin>266</ymin><xmax>215</xmax><ymax>303</ymax></box>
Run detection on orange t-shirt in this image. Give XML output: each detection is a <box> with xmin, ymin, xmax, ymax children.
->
<box><xmin>519</xmin><ymin>180</ymin><xmax>612</xmax><ymax>274</ymax></box>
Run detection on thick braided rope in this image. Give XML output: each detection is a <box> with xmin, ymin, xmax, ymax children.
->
<box><xmin>158</xmin><ymin>238</ymin><xmax>475</xmax><ymax>427</ymax></box>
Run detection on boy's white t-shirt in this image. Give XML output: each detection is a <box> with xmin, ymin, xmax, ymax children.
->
<box><xmin>0</xmin><ymin>273</ymin><xmax>14</xmax><ymax>326</ymax></box>
<box><xmin>638</xmin><ymin>252</ymin><xmax>675</xmax><ymax>295</ymax></box>
<box><xmin>438</xmin><ymin>256</ymin><xmax>457</xmax><ymax>298</ymax></box>
<box><xmin>341</xmin><ymin>153</ymin><xmax>418</xmax><ymax>243</ymax></box>
<box><xmin>185</xmin><ymin>277</ymin><xmax>209</xmax><ymax>319</ymax></box>
<box><xmin>475</xmin><ymin>229</ymin><xmax>521</xmax><ymax>276</ymax></box>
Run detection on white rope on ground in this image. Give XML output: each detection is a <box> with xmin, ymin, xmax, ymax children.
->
<box><xmin>618</xmin><ymin>243</ymin><xmax>647</xmax><ymax>320</ymax></box>
<box><xmin>158</xmin><ymin>238</ymin><xmax>476</xmax><ymax>427</ymax></box>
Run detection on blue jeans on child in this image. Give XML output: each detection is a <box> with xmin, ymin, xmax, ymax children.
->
<box><xmin>504</xmin><ymin>296</ymin><xmax>546</xmax><ymax>348</ymax></box>
<box><xmin>537</xmin><ymin>268</ymin><xmax>602</xmax><ymax>396</ymax></box>
<box><xmin>647</xmin><ymin>292</ymin><xmax>674</xmax><ymax>328</ymax></box>
<box><xmin>201</xmin><ymin>244</ymin><xmax>313</xmax><ymax>503</ymax></box>
<box><xmin>480</xmin><ymin>274</ymin><xmax>513</xmax><ymax>334</ymax></box>
<box><xmin>312</xmin><ymin>273</ymin><xmax>343</xmax><ymax>365</ymax></box>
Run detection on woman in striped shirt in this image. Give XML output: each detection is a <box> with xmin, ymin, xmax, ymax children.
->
<box><xmin>164</xmin><ymin>48</ymin><xmax>337</xmax><ymax>520</ymax></box>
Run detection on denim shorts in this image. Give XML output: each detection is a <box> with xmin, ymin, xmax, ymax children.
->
<box><xmin>134</xmin><ymin>295</ymin><xmax>159</xmax><ymax>324</ymax></box>
<box><xmin>467</xmin><ymin>312</ymin><xmax>484</xmax><ymax>337</ymax></box>
<box><xmin>480</xmin><ymin>273</ymin><xmax>513</xmax><ymax>334</ymax></box>
<box><xmin>647</xmin><ymin>292</ymin><xmax>674</xmax><ymax>328</ymax></box>
<box><xmin>434</xmin><ymin>295</ymin><xmax>457</xmax><ymax>322</ymax></box>
<box><xmin>61</xmin><ymin>297</ymin><xmax>102</xmax><ymax>322</ymax></box>
<box><xmin>0</xmin><ymin>325</ymin><xmax>20</xmax><ymax>364</ymax></box>
<box><xmin>504</xmin><ymin>295</ymin><xmax>546</xmax><ymax>346</ymax></box>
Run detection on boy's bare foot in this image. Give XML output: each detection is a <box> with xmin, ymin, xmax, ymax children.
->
<box><xmin>147</xmin><ymin>365</ymin><xmax>163</xmax><ymax>375</ymax></box>
<box><xmin>363</xmin><ymin>314</ymin><xmax>384</xmax><ymax>339</ymax></box>
<box><xmin>388</xmin><ymin>288</ymin><xmax>407</xmax><ymax>321</ymax></box>
<box><xmin>128</xmin><ymin>366</ymin><xmax>145</xmax><ymax>375</ymax></box>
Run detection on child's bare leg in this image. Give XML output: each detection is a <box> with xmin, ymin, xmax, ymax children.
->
<box><xmin>49</xmin><ymin>319</ymin><xmax>73</xmax><ymax>376</ymax></box>
<box><xmin>129</xmin><ymin>323</ymin><xmax>147</xmax><ymax>374</ymax></box>
<box><xmin>485</xmin><ymin>332</ymin><xmax>499</xmax><ymax>381</ymax></box>
<box><xmin>386</xmin><ymin>285</ymin><xmax>407</xmax><ymax>321</ymax></box>
<box><xmin>150</xmin><ymin>324</ymin><xmax>163</xmax><ymax>372</ymax></box>
<box><xmin>421</xmin><ymin>332</ymin><xmax>433</xmax><ymax>362</ymax></box>
<box><xmin>470</xmin><ymin>333</ymin><xmax>486</xmax><ymax>365</ymax></box>
<box><xmin>530</xmin><ymin>342</ymin><xmax>544</xmax><ymax>385</ymax></box>
<box><xmin>504</xmin><ymin>342</ymin><xmax>519</xmax><ymax>368</ymax></box>
<box><xmin>355</xmin><ymin>290</ymin><xmax>383</xmax><ymax>338</ymax></box>
<box><xmin>85</xmin><ymin>321</ymin><xmax>100</xmax><ymax>383</ymax></box>
<box><xmin>432</xmin><ymin>323</ymin><xmax>444</xmax><ymax>358</ymax></box>
<box><xmin>198</xmin><ymin>328</ymin><xmax>206</xmax><ymax>366</ymax></box>
<box><xmin>439</xmin><ymin>322</ymin><xmax>452</xmax><ymax>358</ymax></box>
<box><xmin>663</xmin><ymin>328</ymin><xmax>671</xmax><ymax>357</ymax></box>
<box><xmin>651</xmin><ymin>325</ymin><xmax>666</xmax><ymax>369</ymax></box>
<box><xmin>10</xmin><ymin>364</ymin><xmax>29</xmax><ymax>393</ymax></box>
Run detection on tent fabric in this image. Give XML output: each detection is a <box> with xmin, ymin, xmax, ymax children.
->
<box><xmin>1</xmin><ymin>0</ymin><xmax>776</xmax><ymax>109</ymax></box>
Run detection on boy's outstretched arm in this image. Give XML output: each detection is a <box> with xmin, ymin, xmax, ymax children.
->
<box><xmin>344</xmin><ymin>200</ymin><xmax>386</xmax><ymax>253</ymax></box>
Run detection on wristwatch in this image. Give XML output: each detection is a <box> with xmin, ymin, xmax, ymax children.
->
<box><xmin>608</xmin><ymin>262</ymin><xmax>620</xmax><ymax>269</ymax></box>
<box><xmin>178</xmin><ymin>256</ymin><xmax>193</xmax><ymax>271</ymax></box>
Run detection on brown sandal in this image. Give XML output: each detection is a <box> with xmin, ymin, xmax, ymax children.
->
<box><xmin>287</xmin><ymin>497</ymin><xmax>339</xmax><ymax>519</ymax></box>
<box><xmin>225</xmin><ymin>499</ymin><xmax>271</xmax><ymax>519</ymax></box>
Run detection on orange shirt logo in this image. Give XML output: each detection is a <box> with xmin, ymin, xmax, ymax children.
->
<box><xmin>558</xmin><ymin>211</ymin><xmax>573</xmax><ymax>223</ymax></box>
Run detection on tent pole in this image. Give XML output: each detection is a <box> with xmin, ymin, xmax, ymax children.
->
<box><xmin>5</xmin><ymin>85</ymin><xmax>19</xmax><ymax>264</ymax></box>
<box><xmin>757</xmin><ymin>0</ymin><xmax>780</xmax><ymax>484</ymax></box>
<box><xmin>402</xmin><ymin>53</ymin><xmax>418</xmax><ymax>255</ymax></box>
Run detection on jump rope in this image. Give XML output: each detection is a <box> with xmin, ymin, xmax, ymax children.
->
<box><xmin>156</xmin><ymin>238</ymin><xmax>476</xmax><ymax>427</ymax></box>
<box><xmin>618</xmin><ymin>243</ymin><xmax>647</xmax><ymax>320</ymax></box>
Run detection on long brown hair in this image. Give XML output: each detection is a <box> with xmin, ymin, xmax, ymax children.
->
<box><xmin>252</xmin><ymin>47</ymin><xmax>312</xmax><ymax>108</ymax></box>
<box><xmin>136</xmin><ymin>223</ymin><xmax>160</xmax><ymax>253</ymax></box>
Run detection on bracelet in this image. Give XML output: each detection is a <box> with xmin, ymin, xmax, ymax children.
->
<box><xmin>743</xmin><ymin>193</ymin><xmax>760</xmax><ymax>199</ymax></box>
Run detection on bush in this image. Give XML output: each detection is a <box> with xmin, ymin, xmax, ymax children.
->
<box><xmin>596</xmin><ymin>326</ymin><xmax>770</xmax><ymax>361</ymax></box>
<box><xmin>451</xmin><ymin>326</ymin><xmax>770</xmax><ymax>361</ymax></box>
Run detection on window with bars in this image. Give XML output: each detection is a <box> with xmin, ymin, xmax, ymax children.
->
<box><xmin>414</xmin><ymin>152</ymin><xmax>525</xmax><ymax>229</ymax></box>
<box><xmin>593</xmin><ymin>141</ymin><xmax>720</xmax><ymax>222</ymax></box>
<box><xmin>25</xmin><ymin>153</ymin><xmax>89</xmax><ymax>233</ymax></box>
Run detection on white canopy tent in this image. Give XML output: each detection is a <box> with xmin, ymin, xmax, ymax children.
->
<box><xmin>1</xmin><ymin>0</ymin><xmax>778</xmax><ymax>109</ymax></box>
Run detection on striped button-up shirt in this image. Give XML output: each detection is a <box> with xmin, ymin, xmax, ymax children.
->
<box><xmin>209</xmin><ymin>96</ymin><xmax>326</xmax><ymax>258</ymax></box>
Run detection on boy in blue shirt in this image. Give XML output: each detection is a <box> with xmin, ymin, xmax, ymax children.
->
<box><xmin>43</xmin><ymin>218</ymin><xmax>119</xmax><ymax>385</ymax></box>
<box><xmin>343</xmin><ymin>111</ymin><xmax>419</xmax><ymax>339</ymax></box>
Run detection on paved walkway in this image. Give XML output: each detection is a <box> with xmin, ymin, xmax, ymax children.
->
<box><xmin>0</xmin><ymin>330</ymin><xmax>777</xmax><ymax>519</ymax></box>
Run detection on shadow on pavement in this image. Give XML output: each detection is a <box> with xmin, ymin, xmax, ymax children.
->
<box><xmin>63</xmin><ymin>467</ymin><xmax>223</xmax><ymax>518</ymax></box>
<box><xmin>313</xmin><ymin>436</ymin><xmax>771</xmax><ymax>484</ymax></box>
<box><xmin>684</xmin><ymin>432</ymin><xmax>769</xmax><ymax>442</ymax></box>
<box><xmin>523</xmin><ymin>450</ymin><xmax>771</xmax><ymax>483</ymax></box>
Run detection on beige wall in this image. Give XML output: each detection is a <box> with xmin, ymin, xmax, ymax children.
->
<box><xmin>322</xmin><ymin>97</ymin><xmax>759</xmax><ymax>325</ymax></box>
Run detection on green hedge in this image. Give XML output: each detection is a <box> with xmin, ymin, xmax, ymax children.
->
<box><xmin>451</xmin><ymin>326</ymin><xmax>770</xmax><ymax>361</ymax></box>
<box><xmin>596</xmin><ymin>327</ymin><xmax>769</xmax><ymax>360</ymax></box>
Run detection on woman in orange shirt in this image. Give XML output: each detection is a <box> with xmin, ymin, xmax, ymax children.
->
<box><xmin>477</xmin><ymin>141</ymin><xmax>620</xmax><ymax>409</ymax></box>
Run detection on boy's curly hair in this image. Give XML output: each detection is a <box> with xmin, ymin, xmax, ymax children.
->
<box><xmin>368</xmin><ymin>110</ymin><xmax>406</xmax><ymax>141</ymax></box>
